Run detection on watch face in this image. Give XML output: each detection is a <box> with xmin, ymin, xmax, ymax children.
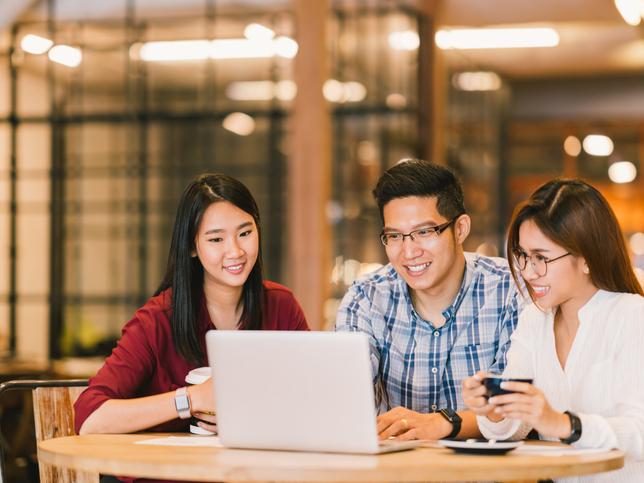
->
<box><xmin>176</xmin><ymin>398</ymin><xmax>190</xmax><ymax>412</ymax></box>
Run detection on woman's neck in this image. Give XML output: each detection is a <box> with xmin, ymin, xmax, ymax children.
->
<box><xmin>556</xmin><ymin>283</ymin><xmax>599</xmax><ymax>330</ymax></box>
<box><xmin>203</xmin><ymin>279</ymin><xmax>243</xmax><ymax>330</ymax></box>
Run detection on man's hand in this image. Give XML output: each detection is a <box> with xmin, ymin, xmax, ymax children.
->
<box><xmin>376</xmin><ymin>407</ymin><xmax>451</xmax><ymax>441</ymax></box>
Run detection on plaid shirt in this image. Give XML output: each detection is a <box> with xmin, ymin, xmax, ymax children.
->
<box><xmin>335</xmin><ymin>253</ymin><xmax>523</xmax><ymax>413</ymax></box>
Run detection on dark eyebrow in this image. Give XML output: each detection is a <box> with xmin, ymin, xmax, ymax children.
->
<box><xmin>382</xmin><ymin>220</ymin><xmax>444</xmax><ymax>232</ymax></box>
<box><xmin>517</xmin><ymin>246</ymin><xmax>552</xmax><ymax>254</ymax></box>
<box><xmin>204</xmin><ymin>221</ymin><xmax>253</xmax><ymax>235</ymax></box>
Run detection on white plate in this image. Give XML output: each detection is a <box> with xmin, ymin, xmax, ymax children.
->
<box><xmin>438</xmin><ymin>439</ymin><xmax>523</xmax><ymax>455</ymax></box>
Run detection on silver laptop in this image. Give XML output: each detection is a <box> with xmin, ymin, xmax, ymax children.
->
<box><xmin>206</xmin><ymin>330</ymin><xmax>420</xmax><ymax>454</ymax></box>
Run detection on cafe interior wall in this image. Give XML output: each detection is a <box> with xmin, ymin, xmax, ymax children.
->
<box><xmin>0</xmin><ymin>0</ymin><xmax>429</xmax><ymax>361</ymax></box>
<box><xmin>0</xmin><ymin>1</ymin><xmax>301</xmax><ymax>363</ymax></box>
<box><xmin>0</xmin><ymin>0</ymin><xmax>643</xmax><ymax>362</ymax></box>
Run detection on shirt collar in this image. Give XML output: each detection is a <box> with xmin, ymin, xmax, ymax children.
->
<box><xmin>540</xmin><ymin>288</ymin><xmax>608</xmax><ymax>324</ymax></box>
<box><xmin>577</xmin><ymin>288</ymin><xmax>608</xmax><ymax>323</ymax></box>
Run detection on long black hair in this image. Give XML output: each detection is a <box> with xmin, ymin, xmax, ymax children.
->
<box><xmin>155</xmin><ymin>173</ymin><xmax>265</xmax><ymax>364</ymax></box>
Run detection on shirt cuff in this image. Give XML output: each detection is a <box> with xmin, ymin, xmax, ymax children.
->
<box><xmin>477</xmin><ymin>415</ymin><xmax>522</xmax><ymax>441</ymax></box>
<box><xmin>573</xmin><ymin>413</ymin><xmax>617</xmax><ymax>449</ymax></box>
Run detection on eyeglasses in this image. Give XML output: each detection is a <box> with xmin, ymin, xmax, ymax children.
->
<box><xmin>514</xmin><ymin>250</ymin><xmax>571</xmax><ymax>277</ymax></box>
<box><xmin>380</xmin><ymin>217</ymin><xmax>458</xmax><ymax>247</ymax></box>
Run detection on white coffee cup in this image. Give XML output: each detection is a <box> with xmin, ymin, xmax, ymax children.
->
<box><xmin>185</xmin><ymin>366</ymin><xmax>215</xmax><ymax>435</ymax></box>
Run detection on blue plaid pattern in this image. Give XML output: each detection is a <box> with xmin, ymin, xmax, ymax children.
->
<box><xmin>335</xmin><ymin>253</ymin><xmax>523</xmax><ymax>413</ymax></box>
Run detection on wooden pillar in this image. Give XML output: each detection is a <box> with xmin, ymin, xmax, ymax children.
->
<box><xmin>417</xmin><ymin>0</ymin><xmax>445</xmax><ymax>164</ymax></box>
<box><xmin>288</xmin><ymin>0</ymin><xmax>331</xmax><ymax>329</ymax></box>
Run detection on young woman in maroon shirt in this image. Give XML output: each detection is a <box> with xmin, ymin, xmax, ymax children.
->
<box><xmin>75</xmin><ymin>174</ymin><xmax>309</xmax><ymax>436</ymax></box>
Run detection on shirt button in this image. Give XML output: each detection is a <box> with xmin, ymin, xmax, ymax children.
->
<box><xmin>433</xmin><ymin>331</ymin><xmax>440</xmax><ymax>337</ymax></box>
<box><xmin>431</xmin><ymin>404</ymin><xmax>438</xmax><ymax>411</ymax></box>
<box><xmin>431</xmin><ymin>367</ymin><xmax>438</xmax><ymax>374</ymax></box>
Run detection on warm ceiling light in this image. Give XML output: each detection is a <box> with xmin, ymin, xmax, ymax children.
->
<box><xmin>139</xmin><ymin>40</ymin><xmax>210</xmax><ymax>61</ymax></box>
<box><xmin>273</xmin><ymin>36</ymin><xmax>299</xmax><ymax>59</ymax></box>
<box><xmin>275</xmin><ymin>80</ymin><xmax>297</xmax><ymax>101</ymax></box>
<box><xmin>138</xmin><ymin>38</ymin><xmax>298</xmax><ymax>62</ymax></box>
<box><xmin>583</xmin><ymin>134</ymin><xmax>614</xmax><ymax>156</ymax></box>
<box><xmin>244</xmin><ymin>23</ymin><xmax>275</xmax><ymax>41</ymax></box>
<box><xmin>226</xmin><ymin>81</ymin><xmax>274</xmax><ymax>101</ymax></box>
<box><xmin>225</xmin><ymin>80</ymin><xmax>296</xmax><ymax>101</ymax></box>
<box><xmin>210</xmin><ymin>39</ymin><xmax>275</xmax><ymax>59</ymax></box>
<box><xmin>322</xmin><ymin>80</ymin><xmax>367</xmax><ymax>103</ymax></box>
<box><xmin>323</xmin><ymin>79</ymin><xmax>344</xmax><ymax>103</ymax></box>
<box><xmin>20</xmin><ymin>34</ymin><xmax>53</xmax><ymax>54</ymax></box>
<box><xmin>222</xmin><ymin>112</ymin><xmax>255</xmax><ymax>136</ymax></box>
<box><xmin>452</xmin><ymin>71</ymin><xmax>501</xmax><ymax>91</ymax></box>
<box><xmin>386</xmin><ymin>93</ymin><xmax>407</xmax><ymax>109</ymax></box>
<box><xmin>435</xmin><ymin>27</ymin><xmax>559</xmax><ymax>49</ymax></box>
<box><xmin>344</xmin><ymin>81</ymin><xmax>367</xmax><ymax>102</ymax></box>
<box><xmin>563</xmin><ymin>135</ymin><xmax>582</xmax><ymax>157</ymax></box>
<box><xmin>48</xmin><ymin>45</ymin><xmax>82</xmax><ymax>67</ymax></box>
<box><xmin>614</xmin><ymin>0</ymin><xmax>641</xmax><ymax>26</ymax></box>
<box><xmin>388</xmin><ymin>30</ymin><xmax>420</xmax><ymax>51</ymax></box>
<box><xmin>608</xmin><ymin>161</ymin><xmax>637</xmax><ymax>183</ymax></box>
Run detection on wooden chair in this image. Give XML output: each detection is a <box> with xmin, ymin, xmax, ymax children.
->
<box><xmin>0</xmin><ymin>379</ymin><xmax>97</xmax><ymax>483</ymax></box>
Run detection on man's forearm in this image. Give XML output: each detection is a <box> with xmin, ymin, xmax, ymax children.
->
<box><xmin>455</xmin><ymin>410</ymin><xmax>482</xmax><ymax>439</ymax></box>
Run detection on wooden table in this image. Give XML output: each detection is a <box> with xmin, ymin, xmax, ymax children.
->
<box><xmin>38</xmin><ymin>433</ymin><xmax>624</xmax><ymax>482</ymax></box>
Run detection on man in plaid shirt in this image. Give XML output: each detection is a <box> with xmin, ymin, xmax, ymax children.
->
<box><xmin>336</xmin><ymin>159</ymin><xmax>523</xmax><ymax>441</ymax></box>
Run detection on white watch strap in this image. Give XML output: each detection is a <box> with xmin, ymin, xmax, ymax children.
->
<box><xmin>174</xmin><ymin>386</ymin><xmax>191</xmax><ymax>419</ymax></box>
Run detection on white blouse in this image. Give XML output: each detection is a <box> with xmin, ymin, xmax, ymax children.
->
<box><xmin>477</xmin><ymin>289</ymin><xmax>644</xmax><ymax>483</ymax></box>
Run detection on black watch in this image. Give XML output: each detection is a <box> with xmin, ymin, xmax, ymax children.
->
<box><xmin>561</xmin><ymin>411</ymin><xmax>582</xmax><ymax>444</ymax></box>
<box><xmin>438</xmin><ymin>408</ymin><xmax>462</xmax><ymax>439</ymax></box>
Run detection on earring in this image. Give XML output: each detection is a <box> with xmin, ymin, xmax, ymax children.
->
<box><xmin>583</xmin><ymin>266</ymin><xmax>590</xmax><ymax>274</ymax></box>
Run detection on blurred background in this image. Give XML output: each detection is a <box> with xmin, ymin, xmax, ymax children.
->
<box><xmin>0</xmin><ymin>0</ymin><xmax>643</xmax><ymax>479</ymax></box>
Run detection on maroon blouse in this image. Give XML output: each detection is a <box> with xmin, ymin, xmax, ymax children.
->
<box><xmin>74</xmin><ymin>280</ymin><xmax>309</xmax><ymax>433</ymax></box>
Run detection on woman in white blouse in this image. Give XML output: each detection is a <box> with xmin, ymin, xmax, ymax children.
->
<box><xmin>462</xmin><ymin>179</ymin><xmax>644</xmax><ymax>482</ymax></box>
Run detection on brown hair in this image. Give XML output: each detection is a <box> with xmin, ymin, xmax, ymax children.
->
<box><xmin>506</xmin><ymin>179</ymin><xmax>643</xmax><ymax>301</ymax></box>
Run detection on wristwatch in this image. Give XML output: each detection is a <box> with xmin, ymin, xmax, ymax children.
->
<box><xmin>561</xmin><ymin>411</ymin><xmax>582</xmax><ymax>444</ymax></box>
<box><xmin>174</xmin><ymin>387</ymin><xmax>192</xmax><ymax>419</ymax></box>
<box><xmin>438</xmin><ymin>408</ymin><xmax>462</xmax><ymax>439</ymax></box>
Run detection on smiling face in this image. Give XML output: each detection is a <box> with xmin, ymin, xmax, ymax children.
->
<box><xmin>517</xmin><ymin>219</ymin><xmax>595</xmax><ymax>311</ymax></box>
<box><xmin>382</xmin><ymin>196</ymin><xmax>469</xmax><ymax>297</ymax></box>
<box><xmin>193</xmin><ymin>201</ymin><xmax>259</xmax><ymax>293</ymax></box>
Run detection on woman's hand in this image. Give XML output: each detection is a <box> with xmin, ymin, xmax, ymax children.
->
<box><xmin>192</xmin><ymin>411</ymin><xmax>218</xmax><ymax>433</ymax></box>
<box><xmin>489</xmin><ymin>380</ymin><xmax>571</xmax><ymax>439</ymax></box>
<box><xmin>462</xmin><ymin>371</ymin><xmax>501</xmax><ymax>421</ymax></box>
<box><xmin>187</xmin><ymin>378</ymin><xmax>216</xmax><ymax>414</ymax></box>
<box><xmin>187</xmin><ymin>378</ymin><xmax>217</xmax><ymax>433</ymax></box>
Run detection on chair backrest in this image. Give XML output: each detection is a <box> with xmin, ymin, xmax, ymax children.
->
<box><xmin>32</xmin><ymin>385</ymin><xmax>98</xmax><ymax>483</ymax></box>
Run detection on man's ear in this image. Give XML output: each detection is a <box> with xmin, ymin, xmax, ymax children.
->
<box><xmin>454</xmin><ymin>214</ymin><xmax>471</xmax><ymax>245</ymax></box>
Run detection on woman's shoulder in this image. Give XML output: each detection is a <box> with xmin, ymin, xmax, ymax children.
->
<box><xmin>127</xmin><ymin>288</ymin><xmax>173</xmax><ymax>332</ymax></box>
<box><xmin>263</xmin><ymin>280</ymin><xmax>297</xmax><ymax>300</ymax></box>
<box><xmin>262</xmin><ymin>280</ymin><xmax>308</xmax><ymax>330</ymax></box>
<box><xmin>601</xmin><ymin>290</ymin><xmax>644</xmax><ymax>320</ymax></box>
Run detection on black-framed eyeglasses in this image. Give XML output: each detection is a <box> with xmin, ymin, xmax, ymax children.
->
<box><xmin>380</xmin><ymin>217</ymin><xmax>459</xmax><ymax>247</ymax></box>
<box><xmin>514</xmin><ymin>250</ymin><xmax>571</xmax><ymax>277</ymax></box>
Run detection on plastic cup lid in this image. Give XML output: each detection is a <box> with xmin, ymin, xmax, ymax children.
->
<box><xmin>185</xmin><ymin>366</ymin><xmax>212</xmax><ymax>384</ymax></box>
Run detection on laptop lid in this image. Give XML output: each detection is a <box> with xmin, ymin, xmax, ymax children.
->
<box><xmin>206</xmin><ymin>330</ymin><xmax>381</xmax><ymax>453</ymax></box>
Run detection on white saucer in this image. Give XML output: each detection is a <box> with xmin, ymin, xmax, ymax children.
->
<box><xmin>438</xmin><ymin>439</ymin><xmax>523</xmax><ymax>455</ymax></box>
